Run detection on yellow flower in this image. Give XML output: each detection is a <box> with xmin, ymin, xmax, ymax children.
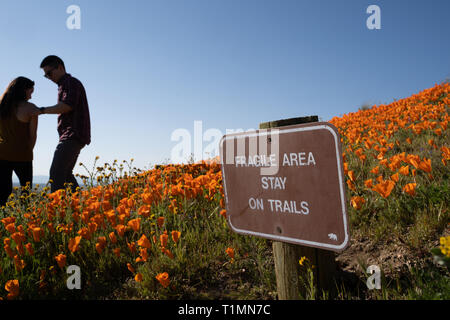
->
<box><xmin>440</xmin><ymin>236</ymin><xmax>450</xmax><ymax>258</ymax></box>
<box><xmin>299</xmin><ymin>256</ymin><xmax>308</xmax><ymax>266</ymax></box>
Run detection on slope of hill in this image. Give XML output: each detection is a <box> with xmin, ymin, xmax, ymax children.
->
<box><xmin>0</xmin><ymin>82</ymin><xmax>448</xmax><ymax>300</ymax></box>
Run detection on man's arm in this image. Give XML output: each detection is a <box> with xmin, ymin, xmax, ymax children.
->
<box><xmin>40</xmin><ymin>102</ymin><xmax>73</xmax><ymax>114</ymax></box>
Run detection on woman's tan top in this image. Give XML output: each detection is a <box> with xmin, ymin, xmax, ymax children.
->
<box><xmin>0</xmin><ymin>110</ymin><xmax>33</xmax><ymax>161</ymax></box>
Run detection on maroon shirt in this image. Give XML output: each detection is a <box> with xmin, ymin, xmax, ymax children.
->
<box><xmin>57</xmin><ymin>73</ymin><xmax>91</xmax><ymax>145</ymax></box>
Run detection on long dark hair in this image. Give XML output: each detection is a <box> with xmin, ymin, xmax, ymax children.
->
<box><xmin>0</xmin><ymin>77</ymin><xmax>35</xmax><ymax>119</ymax></box>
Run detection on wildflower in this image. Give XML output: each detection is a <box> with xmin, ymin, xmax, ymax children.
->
<box><xmin>171</xmin><ymin>230</ymin><xmax>181</xmax><ymax>244</ymax></box>
<box><xmin>13</xmin><ymin>255</ymin><xmax>26</xmax><ymax>271</ymax></box>
<box><xmin>135</xmin><ymin>273</ymin><xmax>143</xmax><ymax>282</ymax></box>
<box><xmin>440</xmin><ymin>236</ymin><xmax>450</xmax><ymax>258</ymax></box>
<box><xmin>370</xmin><ymin>166</ymin><xmax>380</xmax><ymax>175</ymax></box>
<box><xmin>155</xmin><ymin>272</ymin><xmax>170</xmax><ymax>288</ymax></box>
<box><xmin>96</xmin><ymin>236</ymin><xmax>107</xmax><ymax>254</ymax></box>
<box><xmin>139</xmin><ymin>248</ymin><xmax>148</xmax><ymax>262</ymax></box>
<box><xmin>109</xmin><ymin>232</ymin><xmax>118</xmax><ymax>244</ymax></box>
<box><xmin>160</xmin><ymin>233</ymin><xmax>168</xmax><ymax>248</ymax></box>
<box><xmin>115</xmin><ymin>224</ymin><xmax>127</xmax><ymax>237</ymax></box>
<box><xmin>220</xmin><ymin>209</ymin><xmax>227</xmax><ymax>218</ymax></box>
<box><xmin>403</xmin><ymin>183</ymin><xmax>417</xmax><ymax>196</ymax></box>
<box><xmin>390</xmin><ymin>172</ymin><xmax>399</xmax><ymax>183</ymax></box>
<box><xmin>299</xmin><ymin>256</ymin><xmax>308</xmax><ymax>266</ymax></box>
<box><xmin>5</xmin><ymin>280</ymin><xmax>19</xmax><ymax>300</ymax></box>
<box><xmin>364</xmin><ymin>179</ymin><xmax>373</xmax><ymax>189</ymax></box>
<box><xmin>347</xmin><ymin>170</ymin><xmax>356</xmax><ymax>182</ymax></box>
<box><xmin>68</xmin><ymin>236</ymin><xmax>82</xmax><ymax>253</ymax></box>
<box><xmin>346</xmin><ymin>180</ymin><xmax>356</xmax><ymax>191</ymax></box>
<box><xmin>25</xmin><ymin>243</ymin><xmax>34</xmax><ymax>256</ymax></box>
<box><xmin>398</xmin><ymin>165</ymin><xmax>409</xmax><ymax>176</ymax></box>
<box><xmin>127</xmin><ymin>218</ymin><xmax>141</xmax><ymax>232</ymax></box>
<box><xmin>350</xmin><ymin>196</ymin><xmax>365</xmax><ymax>210</ymax></box>
<box><xmin>418</xmin><ymin>158</ymin><xmax>432</xmax><ymax>173</ymax></box>
<box><xmin>137</xmin><ymin>234</ymin><xmax>152</xmax><ymax>249</ymax></box>
<box><xmin>127</xmin><ymin>263</ymin><xmax>135</xmax><ymax>273</ymax></box>
<box><xmin>157</xmin><ymin>216</ymin><xmax>165</xmax><ymax>228</ymax></box>
<box><xmin>54</xmin><ymin>254</ymin><xmax>66</xmax><ymax>269</ymax></box>
<box><xmin>226</xmin><ymin>247</ymin><xmax>235</xmax><ymax>259</ymax></box>
<box><xmin>138</xmin><ymin>205</ymin><xmax>151</xmax><ymax>218</ymax></box>
<box><xmin>30</xmin><ymin>227</ymin><xmax>41</xmax><ymax>242</ymax></box>
<box><xmin>372</xmin><ymin>180</ymin><xmax>396</xmax><ymax>198</ymax></box>
<box><xmin>6</xmin><ymin>223</ymin><xmax>15</xmax><ymax>234</ymax></box>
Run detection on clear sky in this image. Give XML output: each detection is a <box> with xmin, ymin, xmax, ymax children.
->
<box><xmin>1</xmin><ymin>0</ymin><xmax>449</xmax><ymax>178</ymax></box>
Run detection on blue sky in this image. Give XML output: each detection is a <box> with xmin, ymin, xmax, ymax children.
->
<box><xmin>1</xmin><ymin>0</ymin><xmax>449</xmax><ymax>177</ymax></box>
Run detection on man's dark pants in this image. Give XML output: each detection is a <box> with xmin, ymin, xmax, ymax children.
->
<box><xmin>50</xmin><ymin>139</ymin><xmax>84</xmax><ymax>193</ymax></box>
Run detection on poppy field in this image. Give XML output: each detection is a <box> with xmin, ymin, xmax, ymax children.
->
<box><xmin>0</xmin><ymin>82</ymin><xmax>449</xmax><ymax>300</ymax></box>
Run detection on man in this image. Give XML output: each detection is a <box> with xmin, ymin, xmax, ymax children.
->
<box><xmin>39</xmin><ymin>55</ymin><xmax>91</xmax><ymax>193</ymax></box>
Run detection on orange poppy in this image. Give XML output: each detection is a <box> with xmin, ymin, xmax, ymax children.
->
<box><xmin>135</xmin><ymin>273</ymin><xmax>143</xmax><ymax>282</ymax></box>
<box><xmin>54</xmin><ymin>253</ymin><xmax>66</xmax><ymax>269</ymax></box>
<box><xmin>13</xmin><ymin>255</ymin><xmax>25</xmax><ymax>271</ymax></box>
<box><xmin>390</xmin><ymin>172</ymin><xmax>399</xmax><ymax>183</ymax></box>
<box><xmin>6</xmin><ymin>223</ymin><xmax>15</xmax><ymax>234</ymax></box>
<box><xmin>220</xmin><ymin>209</ymin><xmax>227</xmax><ymax>218</ymax></box>
<box><xmin>32</xmin><ymin>227</ymin><xmax>41</xmax><ymax>242</ymax></box>
<box><xmin>155</xmin><ymin>272</ymin><xmax>170</xmax><ymax>288</ymax></box>
<box><xmin>25</xmin><ymin>243</ymin><xmax>34</xmax><ymax>256</ymax></box>
<box><xmin>127</xmin><ymin>263</ymin><xmax>135</xmax><ymax>273</ymax></box>
<box><xmin>5</xmin><ymin>280</ymin><xmax>19</xmax><ymax>300</ymax></box>
<box><xmin>226</xmin><ymin>247</ymin><xmax>235</xmax><ymax>259</ymax></box>
<box><xmin>346</xmin><ymin>180</ymin><xmax>356</xmax><ymax>191</ymax></box>
<box><xmin>127</xmin><ymin>218</ymin><xmax>141</xmax><ymax>232</ymax></box>
<box><xmin>370</xmin><ymin>166</ymin><xmax>380</xmax><ymax>175</ymax></box>
<box><xmin>115</xmin><ymin>224</ymin><xmax>127</xmax><ymax>237</ymax></box>
<box><xmin>160</xmin><ymin>233</ymin><xmax>168</xmax><ymax>248</ymax></box>
<box><xmin>418</xmin><ymin>158</ymin><xmax>432</xmax><ymax>173</ymax></box>
<box><xmin>138</xmin><ymin>205</ymin><xmax>151</xmax><ymax>218</ymax></box>
<box><xmin>109</xmin><ymin>232</ymin><xmax>118</xmax><ymax>244</ymax></box>
<box><xmin>157</xmin><ymin>217</ymin><xmax>165</xmax><ymax>228</ymax></box>
<box><xmin>403</xmin><ymin>183</ymin><xmax>417</xmax><ymax>196</ymax></box>
<box><xmin>347</xmin><ymin>171</ymin><xmax>355</xmax><ymax>182</ymax></box>
<box><xmin>139</xmin><ymin>248</ymin><xmax>148</xmax><ymax>262</ymax></box>
<box><xmin>398</xmin><ymin>165</ymin><xmax>409</xmax><ymax>176</ymax></box>
<box><xmin>68</xmin><ymin>236</ymin><xmax>82</xmax><ymax>253</ymax></box>
<box><xmin>171</xmin><ymin>231</ymin><xmax>181</xmax><ymax>243</ymax></box>
<box><xmin>364</xmin><ymin>179</ymin><xmax>373</xmax><ymax>189</ymax></box>
<box><xmin>137</xmin><ymin>234</ymin><xmax>152</xmax><ymax>249</ymax></box>
<box><xmin>372</xmin><ymin>180</ymin><xmax>396</xmax><ymax>198</ymax></box>
<box><xmin>350</xmin><ymin>196</ymin><xmax>365</xmax><ymax>210</ymax></box>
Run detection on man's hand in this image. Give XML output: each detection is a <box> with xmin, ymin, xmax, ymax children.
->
<box><xmin>40</xmin><ymin>102</ymin><xmax>73</xmax><ymax>115</ymax></box>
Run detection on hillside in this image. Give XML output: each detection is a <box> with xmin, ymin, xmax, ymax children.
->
<box><xmin>0</xmin><ymin>82</ymin><xmax>449</xmax><ymax>300</ymax></box>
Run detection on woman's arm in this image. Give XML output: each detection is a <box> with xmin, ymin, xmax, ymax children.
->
<box><xmin>29</xmin><ymin>115</ymin><xmax>38</xmax><ymax>149</ymax></box>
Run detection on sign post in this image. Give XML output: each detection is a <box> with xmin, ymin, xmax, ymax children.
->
<box><xmin>219</xmin><ymin>116</ymin><xmax>349</xmax><ymax>299</ymax></box>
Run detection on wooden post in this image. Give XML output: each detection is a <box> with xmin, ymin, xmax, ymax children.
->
<box><xmin>259</xmin><ymin>116</ymin><xmax>337</xmax><ymax>300</ymax></box>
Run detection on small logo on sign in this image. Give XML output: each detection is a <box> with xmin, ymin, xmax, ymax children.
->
<box><xmin>328</xmin><ymin>233</ymin><xmax>338</xmax><ymax>241</ymax></box>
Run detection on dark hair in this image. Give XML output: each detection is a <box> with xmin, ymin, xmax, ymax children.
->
<box><xmin>0</xmin><ymin>77</ymin><xmax>35</xmax><ymax>119</ymax></box>
<box><xmin>40</xmin><ymin>55</ymin><xmax>65</xmax><ymax>70</ymax></box>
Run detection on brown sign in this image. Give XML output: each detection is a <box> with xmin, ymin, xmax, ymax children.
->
<box><xmin>219</xmin><ymin>122</ymin><xmax>349</xmax><ymax>252</ymax></box>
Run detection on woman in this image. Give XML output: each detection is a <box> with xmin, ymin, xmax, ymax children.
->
<box><xmin>0</xmin><ymin>77</ymin><xmax>40</xmax><ymax>207</ymax></box>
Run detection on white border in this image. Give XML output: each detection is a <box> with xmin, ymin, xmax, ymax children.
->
<box><xmin>219</xmin><ymin>123</ymin><xmax>349</xmax><ymax>252</ymax></box>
